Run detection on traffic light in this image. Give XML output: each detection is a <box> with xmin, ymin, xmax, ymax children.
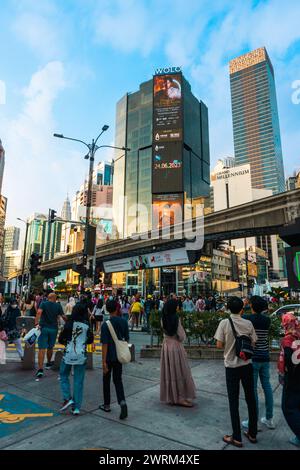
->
<box><xmin>48</xmin><ymin>208</ymin><xmax>57</xmax><ymax>224</ymax></box>
<box><xmin>87</xmin><ymin>259</ymin><xmax>93</xmax><ymax>278</ymax></box>
<box><xmin>29</xmin><ymin>253</ymin><xmax>42</xmax><ymax>275</ymax></box>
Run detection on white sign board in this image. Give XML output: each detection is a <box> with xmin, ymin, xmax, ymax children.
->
<box><xmin>103</xmin><ymin>247</ymin><xmax>189</xmax><ymax>273</ymax></box>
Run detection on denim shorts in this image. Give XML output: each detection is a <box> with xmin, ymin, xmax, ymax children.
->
<box><xmin>38</xmin><ymin>327</ymin><xmax>58</xmax><ymax>349</ymax></box>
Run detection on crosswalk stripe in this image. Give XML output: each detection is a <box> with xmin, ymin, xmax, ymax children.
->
<box><xmin>6</xmin><ymin>339</ymin><xmax>103</xmax><ymax>355</ymax></box>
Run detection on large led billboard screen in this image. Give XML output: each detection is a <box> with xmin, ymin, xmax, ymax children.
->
<box><xmin>153</xmin><ymin>73</ymin><xmax>183</xmax><ymax>142</ymax></box>
<box><xmin>152</xmin><ymin>72</ymin><xmax>183</xmax><ymax>194</ymax></box>
<box><xmin>152</xmin><ymin>193</ymin><xmax>183</xmax><ymax>230</ymax></box>
<box><xmin>152</xmin><ymin>142</ymin><xmax>183</xmax><ymax>193</ymax></box>
<box><xmin>286</xmin><ymin>246</ymin><xmax>300</xmax><ymax>289</ymax></box>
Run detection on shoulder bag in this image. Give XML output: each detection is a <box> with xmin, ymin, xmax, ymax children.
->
<box><xmin>228</xmin><ymin>317</ymin><xmax>254</xmax><ymax>361</ymax></box>
<box><xmin>106</xmin><ymin>320</ymin><xmax>131</xmax><ymax>364</ymax></box>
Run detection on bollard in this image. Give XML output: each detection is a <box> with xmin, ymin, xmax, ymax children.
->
<box><xmin>16</xmin><ymin>316</ymin><xmax>35</xmax><ymax>370</ymax></box>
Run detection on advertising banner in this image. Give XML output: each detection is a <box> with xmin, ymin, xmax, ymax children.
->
<box><xmin>153</xmin><ymin>73</ymin><xmax>183</xmax><ymax>142</ymax></box>
<box><xmin>285</xmin><ymin>246</ymin><xmax>300</xmax><ymax>289</ymax></box>
<box><xmin>103</xmin><ymin>247</ymin><xmax>189</xmax><ymax>273</ymax></box>
<box><xmin>152</xmin><ymin>142</ymin><xmax>183</xmax><ymax>193</ymax></box>
<box><xmin>152</xmin><ymin>72</ymin><xmax>183</xmax><ymax>194</ymax></box>
<box><xmin>152</xmin><ymin>193</ymin><xmax>183</xmax><ymax>230</ymax></box>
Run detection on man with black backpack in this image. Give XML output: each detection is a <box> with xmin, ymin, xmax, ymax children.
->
<box><xmin>214</xmin><ymin>296</ymin><xmax>257</xmax><ymax>448</ymax></box>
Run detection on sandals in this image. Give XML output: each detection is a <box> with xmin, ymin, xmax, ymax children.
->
<box><xmin>244</xmin><ymin>431</ymin><xmax>257</xmax><ymax>444</ymax></box>
<box><xmin>223</xmin><ymin>435</ymin><xmax>243</xmax><ymax>448</ymax></box>
<box><xmin>99</xmin><ymin>404</ymin><xmax>111</xmax><ymax>412</ymax></box>
<box><xmin>176</xmin><ymin>400</ymin><xmax>194</xmax><ymax>408</ymax></box>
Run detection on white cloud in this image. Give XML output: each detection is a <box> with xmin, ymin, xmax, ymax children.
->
<box><xmin>12</xmin><ymin>0</ymin><xmax>67</xmax><ymax>60</ymax></box>
<box><xmin>0</xmin><ymin>62</ymin><xmax>86</xmax><ymax>226</ymax></box>
<box><xmin>92</xmin><ymin>0</ymin><xmax>300</xmax><ymax>174</ymax></box>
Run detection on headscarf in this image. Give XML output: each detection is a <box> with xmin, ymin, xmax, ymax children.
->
<box><xmin>278</xmin><ymin>312</ymin><xmax>300</xmax><ymax>374</ymax></box>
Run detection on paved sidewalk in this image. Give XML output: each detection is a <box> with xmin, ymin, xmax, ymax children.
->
<box><xmin>0</xmin><ymin>332</ymin><xmax>298</xmax><ymax>450</ymax></box>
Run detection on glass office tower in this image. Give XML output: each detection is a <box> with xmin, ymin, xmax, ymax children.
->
<box><xmin>113</xmin><ymin>74</ymin><xmax>210</xmax><ymax>238</ymax></box>
<box><xmin>230</xmin><ymin>47</ymin><xmax>285</xmax><ymax>194</ymax></box>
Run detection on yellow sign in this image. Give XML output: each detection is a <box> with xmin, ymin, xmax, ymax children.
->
<box><xmin>0</xmin><ymin>395</ymin><xmax>53</xmax><ymax>424</ymax></box>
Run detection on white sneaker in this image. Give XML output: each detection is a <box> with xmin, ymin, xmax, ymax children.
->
<box><xmin>242</xmin><ymin>420</ymin><xmax>262</xmax><ymax>431</ymax></box>
<box><xmin>261</xmin><ymin>417</ymin><xmax>275</xmax><ymax>429</ymax></box>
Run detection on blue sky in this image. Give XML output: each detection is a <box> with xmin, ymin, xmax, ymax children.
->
<box><xmin>1</xmin><ymin>0</ymin><xmax>300</xmax><ymax>233</ymax></box>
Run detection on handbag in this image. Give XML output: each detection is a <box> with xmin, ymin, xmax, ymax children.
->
<box><xmin>106</xmin><ymin>320</ymin><xmax>131</xmax><ymax>364</ymax></box>
<box><xmin>24</xmin><ymin>327</ymin><xmax>41</xmax><ymax>347</ymax></box>
<box><xmin>0</xmin><ymin>330</ymin><xmax>8</xmax><ymax>341</ymax></box>
<box><xmin>228</xmin><ymin>317</ymin><xmax>254</xmax><ymax>361</ymax></box>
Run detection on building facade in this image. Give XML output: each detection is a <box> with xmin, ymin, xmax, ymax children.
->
<box><xmin>113</xmin><ymin>72</ymin><xmax>210</xmax><ymax>238</ymax></box>
<box><xmin>0</xmin><ymin>139</ymin><xmax>5</xmax><ymax>196</ymax></box>
<box><xmin>230</xmin><ymin>47</ymin><xmax>285</xmax><ymax>194</ymax></box>
<box><xmin>0</xmin><ymin>195</ymin><xmax>7</xmax><ymax>278</ymax></box>
<box><xmin>4</xmin><ymin>226</ymin><xmax>20</xmax><ymax>252</ymax></box>
<box><xmin>3</xmin><ymin>250</ymin><xmax>22</xmax><ymax>278</ymax></box>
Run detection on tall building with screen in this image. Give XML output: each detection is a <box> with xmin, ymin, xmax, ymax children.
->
<box><xmin>229</xmin><ymin>47</ymin><xmax>285</xmax><ymax>194</ymax></box>
<box><xmin>113</xmin><ymin>70</ymin><xmax>210</xmax><ymax>238</ymax></box>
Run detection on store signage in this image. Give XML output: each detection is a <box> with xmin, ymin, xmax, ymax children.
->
<box><xmin>211</xmin><ymin>168</ymin><xmax>250</xmax><ymax>181</ymax></box>
<box><xmin>155</xmin><ymin>66</ymin><xmax>182</xmax><ymax>75</ymax></box>
<box><xmin>103</xmin><ymin>247</ymin><xmax>189</xmax><ymax>273</ymax></box>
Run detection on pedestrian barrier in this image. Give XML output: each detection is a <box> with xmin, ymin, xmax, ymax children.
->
<box><xmin>16</xmin><ymin>316</ymin><xmax>35</xmax><ymax>370</ymax></box>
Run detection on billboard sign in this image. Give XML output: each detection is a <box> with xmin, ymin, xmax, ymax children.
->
<box><xmin>153</xmin><ymin>73</ymin><xmax>183</xmax><ymax>142</ymax></box>
<box><xmin>152</xmin><ymin>142</ymin><xmax>183</xmax><ymax>193</ymax></box>
<box><xmin>103</xmin><ymin>247</ymin><xmax>189</xmax><ymax>273</ymax></box>
<box><xmin>286</xmin><ymin>246</ymin><xmax>300</xmax><ymax>289</ymax></box>
<box><xmin>152</xmin><ymin>193</ymin><xmax>183</xmax><ymax>230</ymax></box>
<box><xmin>152</xmin><ymin>72</ymin><xmax>183</xmax><ymax>195</ymax></box>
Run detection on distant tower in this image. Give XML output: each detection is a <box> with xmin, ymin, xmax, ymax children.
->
<box><xmin>0</xmin><ymin>139</ymin><xmax>5</xmax><ymax>195</ymax></box>
<box><xmin>229</xmin><ymin>47</ymin><xmax>285</xmax><ymax>194</ymax></box>
<box><xmin>61</xmin><ymin>195</ymin><xmax>71</xmax><ymax>221</ymax></box>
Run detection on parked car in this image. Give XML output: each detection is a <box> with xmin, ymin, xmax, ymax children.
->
<box><xmin>271</xmin><ymin>304</ymin><xmax>300</xmax><ymax>319</ymax></box>
<box><xmin>270</xmin><ymin>304</ymin><xmax>300</xmax><ymax>349</ymax></box>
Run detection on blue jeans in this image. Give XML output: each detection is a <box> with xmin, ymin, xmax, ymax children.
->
<box><xmin>252</xmin><ymin>361</ymin><xmax>273</xmax><ymax>420</ymax></box>
<box><xmin>60</xmin><ymin>361</ymin><xmax>86</xmax><ymax>410</ymax></box>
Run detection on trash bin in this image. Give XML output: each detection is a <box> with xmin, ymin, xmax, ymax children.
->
<box><xmin>16</xmin><ymin>316</ymin><xmax>35</xmax><ymax>370</ymax></box>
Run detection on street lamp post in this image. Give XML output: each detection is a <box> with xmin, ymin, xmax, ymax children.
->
<box><xmin>54</xmin><ymin>127</ymin><xmax>130</xmax><ymax>288</ymax></box>
<box><xmin>17</xmin><ymin>217</ymin><xmax>29</xmax><ymax>296</ymax></box>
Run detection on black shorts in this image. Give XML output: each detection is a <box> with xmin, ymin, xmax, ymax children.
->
<box><xmin>94</xmin><ymin>315</ymin><xmax>103</xmax><ymax>322</ymax></box>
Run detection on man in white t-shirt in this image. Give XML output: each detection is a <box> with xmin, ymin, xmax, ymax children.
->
<box><xmin>214</xmin><ymin>296</ymin><xmax>257</xmax><ymax>448</ymax></box>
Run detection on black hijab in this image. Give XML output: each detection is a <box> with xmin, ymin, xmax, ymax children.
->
<box><xmin>162</xmin><ymin>299</ymin><xmax>179</xmax><ymax>336</ymax></box>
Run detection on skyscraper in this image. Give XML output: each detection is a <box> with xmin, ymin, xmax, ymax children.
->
<box><xmin>0</xmin><ymin>139</ymin><xmax>5</xmax><ymax>195</ymax></box>
<box><xmin>61</xmin><ymin>195</ymin><xmax>71</xmax><ymax>221</ymax></box>
<box><xmin>113</xmin><ymin>72</ymin><xmax>210</xmax><ymax>238</ymax></box>
<box><xmin>4</xmin><ymin>226</ymin><xmax>20</xmax><ymax>252</ymax></box>
<box><xmin>229</xmin><ymin>47</ymin><xmax>285</xmax><ymax>194</ymax></box>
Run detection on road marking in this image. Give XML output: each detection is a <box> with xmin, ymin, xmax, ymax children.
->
<box><xmin>0</xmin><ymin>394</ymin><xmax>53</xmax><ymax>424</ymax></box>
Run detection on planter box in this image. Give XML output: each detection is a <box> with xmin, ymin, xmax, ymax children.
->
<box><xmin>140</xmin><ymin>345</ymin><xmax>280</xmax><ymax>361</ymax></box>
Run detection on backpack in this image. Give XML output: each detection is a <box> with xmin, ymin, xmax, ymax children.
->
<box><xmin>106</xmin><ymin>320</ymin><xmax>131</xmax><ymax>364</ymax></box>
<box><xmin>228</xmin><ymin>317</ymin><xmax>254</xmax><ymax>361</ymax></box>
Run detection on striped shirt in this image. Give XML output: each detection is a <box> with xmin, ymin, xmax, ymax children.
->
<box><xmin>243</xmin><ymin>312</ymin><xmax>270</xmax><ymax>362</ymax></box>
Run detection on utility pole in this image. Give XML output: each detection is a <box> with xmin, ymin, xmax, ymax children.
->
<box><xmin>54</xmin><ymin>128</ymin><xmax>130</xmax><ymax>291</ymax></box>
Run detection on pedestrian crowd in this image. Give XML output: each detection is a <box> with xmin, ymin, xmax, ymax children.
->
<box><xmin>0</xmin><ymin>290</ymin><xmax>299</xmax><ymax>448</ymax></box>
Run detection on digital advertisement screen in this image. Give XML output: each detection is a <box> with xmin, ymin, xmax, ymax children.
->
<box><xmin>152</xmin><ymin>193</ymin><xmax>183</xmax><ymax>230</ymax></box>
<box><xmin>286</xmin><ymin>246</ymin><xmax>300</xmax><ymax>289</ymax></box>
<box><xmin>153</xmin><ymin>73</ymin><xmax>183</xmax><ymax>142</ymax></box>
<box><xmin>152</xmin><ymin>141</ymin><xmax>183</xmax><ymax>193</ymax></box>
